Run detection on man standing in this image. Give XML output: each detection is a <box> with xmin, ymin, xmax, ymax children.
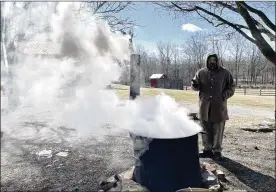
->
<box><xmin>191</xmin><ymin>53</ymin><xmax>235</xmax><ymax>161</ymax></box>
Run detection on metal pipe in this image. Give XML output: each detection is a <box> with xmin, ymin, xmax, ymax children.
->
<box><xmin>129</xmin><ymin>54</ymin><xmax>141</xmax><ymax>100</ymax></box>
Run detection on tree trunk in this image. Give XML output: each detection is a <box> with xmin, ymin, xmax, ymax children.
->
<box><xmin>235</xmin><ymin>61</ymin><xmax>238</xmax><ymax>86</ymax></box>
<box><xmin>265</xmin><ymin>69</ymin><xmax>268</xmax><ymax>84</ymax></box>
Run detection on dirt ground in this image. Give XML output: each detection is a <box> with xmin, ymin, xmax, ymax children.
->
<box><xmin>198</xmin><ymin>124</ymin><xmax>275</xmax><ymax>191</ymax></box>
<box><xmin>1</xmin><ymin>98</ymin><xmax>275</xmax><ymax>192</ymax></box>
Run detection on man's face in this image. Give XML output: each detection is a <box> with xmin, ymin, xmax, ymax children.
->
<box><xmin>208</xmin><ymin>56</ymin><xmax>217</xmax><ymax>70</ymax></box>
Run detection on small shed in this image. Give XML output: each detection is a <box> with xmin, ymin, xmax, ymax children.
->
<box><xmin>149</xmin><ymin>74</ymin><xmax>167</xmax><ymax>88</ymax></box>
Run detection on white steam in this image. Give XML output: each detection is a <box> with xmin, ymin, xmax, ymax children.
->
<box><xmin>1</xmin><ymin>2</ymin><xmax>202</xmax><ymax>141</ymax></box>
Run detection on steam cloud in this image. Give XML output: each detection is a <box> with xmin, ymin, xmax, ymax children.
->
<box><xmin>1</xmin><ymin>2</ymin><xmax>202</xmax><ymax>143</ymax></box>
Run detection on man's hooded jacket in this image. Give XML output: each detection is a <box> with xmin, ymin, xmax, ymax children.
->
<box><xmin>191</xmin><ymin>54</ymin><xmax>235</xmax><ymax>122</ymax></box>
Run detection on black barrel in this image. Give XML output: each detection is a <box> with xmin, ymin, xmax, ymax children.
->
<box><xmin>131</xmin><ymin>133</ymin><xmax>202</xmax><ymax>192</ymax></box>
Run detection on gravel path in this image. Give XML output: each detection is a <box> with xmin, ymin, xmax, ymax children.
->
<box><xmin>1</xmin><ymin>97</ymin><xmax>275</xmax><ymax>191</ymax></box>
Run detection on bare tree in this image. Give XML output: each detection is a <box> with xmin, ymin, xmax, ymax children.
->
<box><xmin>135</xmin><ymin>44</ymin><xmax>160</xmax><ymax>85</ymax></box>
<box><xmin>178</xmin><ymin>55</ymin><xmax>192</xmax><ymax>86</ymax></box>
<box><xmin>170</xmin><ymin>44</ymin><xmax>181</xmax><ymax>79</ymax></box>
<box><xmin>182</xmin><ymin>31</ymin><xmax>209</xmax><ymax>75</ymax></box>
<box><xmin>244</xmin><ymin>42</ymin><xmax>262</xmax><ymax>85</ymax></box>
<box><xmin>75</xmin><ymin>2</ymin><xmax>135</xmax><ymax>32</ymax></box>
<box><xmin>156</xmin><ymin>1</ymin><xmax>276</xmax><ymax>65</ymax></box>
<box><xmin>157</xmin><ymin>41</ymin><xmax>173</xmax><ymax>76</ymax></box>
<box><xmin>207</xmin><ymin>34</ymin><xmax>229</xmax><ymax>67</ymax></box>
<box><xmin>229</xmin><ymin>33</ymin><xmax>246</xmax><ymax>85</ymax></box>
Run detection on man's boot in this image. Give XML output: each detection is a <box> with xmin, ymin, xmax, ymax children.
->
<box><xmin>199</xmin><ymin>150</ymin><xmax>213</xmax><ymax>158</ymax></box>
<box><xmin>213</xmin><ymin>152</ymin><xmax>223</xmax><ymax>161</ymax></box>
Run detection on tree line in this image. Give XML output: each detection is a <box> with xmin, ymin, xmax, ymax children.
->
<box><xmin>119</xmin><ymin>31</ymin><xmax>275</xmax><ymax>88</ymax></box>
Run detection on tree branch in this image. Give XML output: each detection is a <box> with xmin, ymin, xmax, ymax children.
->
<box><xmin>194</xmin><ymin>5</ymin><xmax>257</xmax><ymax>44</ymax></box>
<box><xmin>236</xmin><ymin>2</ymin><xmax>276</xmax><ymax>64</ymax></box>
<box><xmin>170</xmin><ymin>2</ymin><xmax>197</xmax><ymax>12</ymax></box>
<box><xmin>163</xmin><ymin>2</ymin><xmax>261</xmax><ymax>43</ymax></box>
<box><xmin>91</xmin><ymin>2</ymin><xmax>106</xmax><ymax>15</ymax></box>
<box><xmin>77</xmin><ymin>2</ymin><xmax>135</xmax><ymax>32</ymax></box>
<box><xmin>240</xmin><ymin>1</ymin><xmax>276</xmax><ymax>32</ymax></box>
<box><xmin>196</xmin><ymin>10</ymin><xmax>214</xmax><ymax>25</ymax></box>
<box><xmin>215</xmin><ymin>1</ymin><xmax>275</xmax><ymax>40</ymax></box>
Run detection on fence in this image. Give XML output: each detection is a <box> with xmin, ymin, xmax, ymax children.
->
<box><xmin>235</xmin><ymin>88</ymin><xmax>275</xmax><ymax>96</ymax></box>
<box><xmin>182</xmin><ymin>86</ymin><xmax>274</xmax><ymax>96</ymax></box>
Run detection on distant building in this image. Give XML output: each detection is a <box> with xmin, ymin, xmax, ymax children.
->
<box><xmin>150</xmin><ymin>74</ymin><xmax>167</xmax><ymax>88</ymax></box>
<box><xmin>149</xmin><ymin>73</ymin><xmax>183</xmax><ymax>90</ymax></box>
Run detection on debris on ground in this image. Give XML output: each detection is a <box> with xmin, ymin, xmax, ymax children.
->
<box><xmin>99</xmin><ymin>166</ymin><xmax>148</xmax><ymax>192</ymax></box>
<box><xmin>241</xmin><ymin>127</ymin><xmax>275</xmax><ymax>133</ymax></box>
<box><xmin>36</xmin><ymin>150</ymin><xmax>52</xmax><ymax>159</ymax></box>
<box><xmin>201</xmin><ymin>162</ymin><xmax>216</xmax><ymax>173</ymax></box>
<box><xmin>56</xmin><ymin>152</ymin><xmax>68</xmax><ymax>157</ymax></box>
<box><xmin>100</xmin><ymin>163</ymin><xmax>228</xmax><ymax>192</ymax></box>
<box><xmin>216</xmin><ymin>170</ymin><xmax>227</xmax><ymax>182</ymax></box>
<box><xmin>201</xmin><ymin>169</ymin><xmax>219</xmax><ymax>188</ymax></box>
<box><xmin>102</xmin><ymin>166</ymin><xmax>134</xmax><ymax>184</ymax></box>
<box><xmin>201</xmin><ymin>163</ymin><xmax>220</xmax><ymax>190</ymax></box>
<box><xmin>108</xmin><ymin>179</ymin><xmax>148</xmax><ymax>192</ymax></box>
<box><xmin>254</xmin><ymin>146</ymin><xmax>260</xmax><ymax>150</ymax></box>
<box><xmin>57</xmin><ymin>164</ymin><xmax>64</xmax><ymax>169</ymax></box>
<box><xmin>200</xmin><ymin>162</ymin><xmax>228</xmax><ymax>191</ymax></box>
<box><xmin>241</xmin><ymin>118</ymin><xmax>275</xmax><ymax>133</ymax></box>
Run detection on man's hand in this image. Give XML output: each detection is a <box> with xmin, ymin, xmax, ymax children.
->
<box><xmin>191</xmin><ymin>79</ymin><xmax>197</xmax><ymax>84</ymax></box>
<box><xmin>191</xmin><ymin>79</ymin><xmax>200</xmax><ymax>89</ymax></box>
<box><xmin>191</xmin><ymin>71</ymin><xmax>201</xmax><ymax>91</ymax></box>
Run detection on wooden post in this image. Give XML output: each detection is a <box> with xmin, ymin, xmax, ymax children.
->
<box><xmin>244</xmin><ymin>87</ymin><xmax>247</xmax><ymax>95</ymax></box>
<box><xmin>129</xmin><ymin>54</ymin><xmax>141</xmax><ymax>100</ymax></box>
<box><xmin>260</xmin><ymin>88</ymin><xmax>262</xmax><ymax>96</ymax></box>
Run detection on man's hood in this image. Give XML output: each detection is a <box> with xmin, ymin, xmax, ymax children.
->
<box><xmin>205</xmin><ymin>53</ymin><xmax>220</xmax><ymax>70</ymax></box>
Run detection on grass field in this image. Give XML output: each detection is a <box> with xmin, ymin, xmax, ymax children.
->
<box><xmin>113</xmin><ymin>84</ymin><xmax>275</xmax><ymax>110</ymax></box>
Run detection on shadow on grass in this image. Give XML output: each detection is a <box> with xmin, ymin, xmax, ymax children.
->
<box><xmin>217</xmin><ymin>157</ymin><xmax>276</xmax><ymax>191</ymax></box>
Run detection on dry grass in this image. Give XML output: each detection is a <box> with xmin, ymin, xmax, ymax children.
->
<box><xmin>112</xmin><ymin>84</ymin><xmax>274</xmax><ymax>109</ymax></box>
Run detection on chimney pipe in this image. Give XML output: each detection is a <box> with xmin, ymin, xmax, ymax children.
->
<box><xmin>129</xmin><ymin>54</ymin><xmax>140</xmax><ymax>100</ymax></box>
